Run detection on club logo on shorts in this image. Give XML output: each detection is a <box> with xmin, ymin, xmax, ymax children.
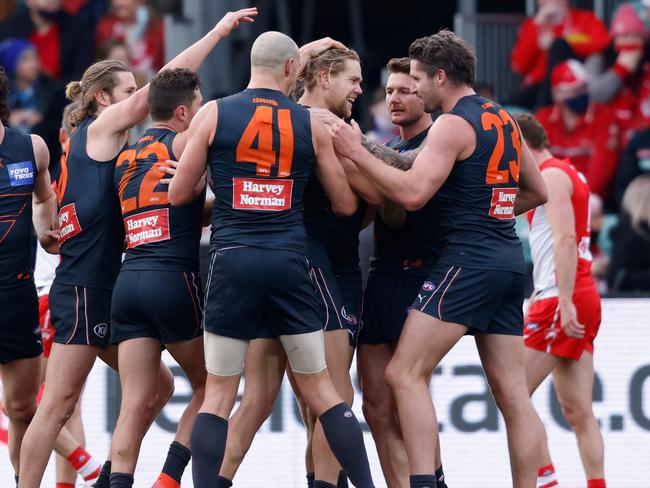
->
<box><xmin>526</xmin><ymin>322</ymin><xmax>539</xmax><ymax>331</ymax></box>
<box><xmin>344</xmin><ymin>410</ymin><xmax>353</xmax><ymax>418</ymax></box>
<box><xmin>7</xmin><ymin>161</ymin><xmax>34</xmax><ymax>186</ymax></box>
<box><xmin>232</xmin><ymin>177</ymin><xmax>293</xmax><ymax>211</ymax></box>
<box><xmin>93</xmin><ymin>323</ymin><xmax>108</xmax><ymax>339</ymax></box>
<box><xmin>58</xmin><ymin>203</ymin><xmax>82</xmax><ymax>243</ymax></box>
<box><xmin>341</xmin><ymin>306</ymin><xmax>357</xmax><ymax>326</ymax></box>
<box><xmin>422</xmin><ymin>281</ymin><xmax>435</xmax><ymax>291</ymax></box>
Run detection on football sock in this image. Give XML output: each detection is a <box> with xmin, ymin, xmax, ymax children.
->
<box><xmin>92</xmin><ymin>460</ymin><xmax>112</xmax><ymax>488</ymax></box>
<box><xmin>587</xmin><ymin>479</ymin><xmax>606</xmax><ymax>488</ymax></box>
<box><xmin>161</xmin><ymin>441</ymin><xmax>192</xmax><ymax>483</ymax></box>
<box><xmin>436</xmin><ymin>465</ymin><xmax>447</xmax><ymax>488</ymax></box>
<box><xmin>190</xmin><ymin>413</ymin><xmax>228</xmax><ymax>488</ymax></box>
<box><xmin>314</xmin><ymin>482</ymin><xmax>337</xmax><ymax>488</ymax></box>
<box><xmin>410</xmin><ymin>474</ymin><xmax>437</xmax><ymax>488</ymax></box>
<box><xmin>537</xmin><ymin>463</ymin><xmax>559</xmax><ymax>488</ymax></box>
<box><xmin>56</xmin><ymin>483</ymin><xmax>75</xmax><ymax>488</ymax></box>
<box><xmin>109</xmin><ymin>472</ymin><xmax>134</xmax><ymax>488</ymax></box>
<box><xmin>216</xmin><ymin>475</ymin><xmax>233</xmax><ymax>488</ymax></box>
<box><xmin>319</xmin><ymin>403</ymin><xmax>374</xmax><ymax>488</ymax></box>
<box><xmin>67</xmin><ymin>446</ymin><xmax>101</xmax><ymax>481</ymax></box>
<box><xmin>337</xmin><ymin>470</ymin><xmax>349</xmax><ymax>488</ymax></box>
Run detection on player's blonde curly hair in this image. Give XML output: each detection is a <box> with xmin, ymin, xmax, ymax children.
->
<box><xmin>293</xmin><ymin>47</ymin><xmax>360</xmax><ymax>99</ymax></box>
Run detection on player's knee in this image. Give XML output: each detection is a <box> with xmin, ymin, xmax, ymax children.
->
<box><xmin>361</xmin><ymin>394</ymin><xmax>392</xmax><ymax>430</ymax></box>
<box><xmin>122</xmin><ymin>396</ymin><xmax>159</xmax><ymax>424</ymax></box>
<box><xmin>559</xmin><ymin>399</ymin><xmax>593</xmax><ymax>430</ymax></box>
<box><xmin>385</xmin><ymin>360</ymin><xmax>411</xmax><ymax>393</ymax></box>
<box><xmin>3</xmin><ymin>396</ymin><xmax>37</xmax><ymax>423</ymax></box>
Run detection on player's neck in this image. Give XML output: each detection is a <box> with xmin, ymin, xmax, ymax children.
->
<box><xmin>531</xmin><ymin>147</ymin><xmax>554</xmax><ymax>165</ymax></box>
<box><xmin>441</xmin><ymin>85</ymin><xmax>476</xmax><ymax>113</ymax></box>
<box><xmin>299</xmin><ymin>90</ymin><xmax>327</xmax><ymax>110</ymax></box>
<box><xmin>398</xmin><ymin>114</ymin><xmax>431</xmax><ymax>141</ymax></box>
<box><xmin>248</xmin><ymin>72</ymin><xmax>286</xmax><ymax>95</ymax></box>
<box><xmin>152</xmin><ymin>120</ymin><xmax>183</xmax><ymax>133</ymax></box>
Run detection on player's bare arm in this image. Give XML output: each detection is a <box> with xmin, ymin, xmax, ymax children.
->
<box><xmin>89</xmin><ymin>8</ymin><xmax>257</xmax><ymax>148</ymax></box>
<box><xmin>332</xmin><ymin>114</ymin><xmax>469</xmax><ymax>211</ymax></box>
<box><xmin>298</xmin><ymin>37</ymin><xmax>347</xmax><ymax>74</ymax></box>
<box><xmin>312</xmin><ymin>107</ymin><xmax>420</xmax><ymax>170</ymax></box>
<box><xmin>338</xmin><ymin>155</ymin><xmax>383</xmax><ymax>204</ymax></box>
<box><xmin>360</xmin><ymin>133</ymin><xmax>422</xmax><ymax>170</ymax></box>
<box><xmin>30</xmin><ymin>135</ymin><xmax>58</xmax><ymax>253</ymax></box>
<box><xmin>311</xmin><ymin>113</ymin><xmax>358</xmax><ymax>216</ymax></box>
<box><xmin>542</xmin><ymin>167</ymin><xmax>585</xmax><ymax>339</ymax></box>
<box><xmin>168</xmin><ymin>101</ymin><xmax>218</xmax><ymax>206</ymax></box>
<box><xmin>514</xmin><ymin>140</ymin><xmax>548</xmax><ymax>215</ymax></box>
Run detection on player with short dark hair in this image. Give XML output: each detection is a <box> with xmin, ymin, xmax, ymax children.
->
<box><xmin>326</xmin><ymin>29</ymin><xmax>551</xmax><ymax>487</ymax></box>
<box><xmin>516</xmin><ymin>112</ymin><xmax>606</xmax><ymax>488</ymax></box>
<box><xmin>356</xmin><ymin>56</ymin><xmax>447</xmax><ymax>488</ymax></box>
<box><xmin>108</xmin><ymin>67</ymin><xmax>207</xmax><ymax>488</ymax></box>
<box><xmin>168</xmin><ymin>30</ymin><xmax>375</xmax><ymax>488</ymax></box>
<box><xmin>0</xmin><ymin>64</ymin><xmax>58</xmax><ymax>486</ymax></box>
<box><xmin>17</xmin><ymin>10</ymin><xmax>259</xmax><ymax>487</ymax></box>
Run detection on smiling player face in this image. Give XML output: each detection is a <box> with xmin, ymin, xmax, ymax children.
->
<box><xmin>325</xmin><ymin>59</ymin><xmax>363</xmax><ymax>119</ymax></box>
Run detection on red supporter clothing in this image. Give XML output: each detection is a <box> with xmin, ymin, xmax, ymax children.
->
<box><xmin>29</xmin><ymin>24</ymin><xmax>61</xmax><ymax>79</ymax></box>
<box><xmin>610</xmin><ymin>62</ymin><xmax>650</xmax><ymax>144</ymax></box>
<box><xmin>525</xmin><ymin>157</ymin><xmax>601</xmax><ymax>360</ymax></box>
<box><xmin>535</xmin><ymin>104</ymin><xmax>620</xmax><ymax>199</ymax></box>
<box><xmin>96</xmin><ymin>15</ymin><xmax>165</xmax><ymax>74</ymax></box>
<box><xmin>511</xmin><ymin>8</ymin><xmax>609</xmax><ymax>86</ymax></box>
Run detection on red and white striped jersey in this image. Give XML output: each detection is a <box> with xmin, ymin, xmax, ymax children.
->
<box><xmin>527</xmin><ymin>158</ymin><xmax>595</xmax><ymax>299</ymax></box>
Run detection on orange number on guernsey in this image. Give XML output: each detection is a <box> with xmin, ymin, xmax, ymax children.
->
<box><xmin>116</xmin><ymin>142</ymin><xmax>171</xmax><ymax>213</ymax></box>
<box><xmin>56</xmin><ymin>140</ymin><xmax>70</xmax><ymax>205</ymax></box>
<box><xmin>236</xmin><ymin>106</ymin><xmax>294</xmax><ymax>177</ymax></box>
<box><xmin>481</xmin><ymin>109</ymin><xmax>521</xmax><ymax>185</ymax></box>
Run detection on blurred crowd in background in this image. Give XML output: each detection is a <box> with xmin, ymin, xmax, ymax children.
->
<box><xmin>0</xmin><ymin>0</ymin><xmax>648</xmax><ymax>295</ymax></box>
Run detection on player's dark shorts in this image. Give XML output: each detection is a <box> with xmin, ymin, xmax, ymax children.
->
<box><xmin>411</xmin><ymin>264</ymin><xmax>525</xmax><ymax>335</ymax></box>
<box><xmin>49</xmin><ymin>281</ymin><xmax>112</xmax><ymax>348</ymax></box>
<box><xmin>360</xmin><ymin>272</ymin><xmax>426</xmax><ymax>344</ymax></box>
<box><xmin>0</xmin><ymin>284</ymin><xmax>41</xmax><ymax>364</ymax></box>
<box><xmin>334</xmin><ymin>269</ymin><xmax>362</xmax><ymax>347</ymax></box>
<box><xmin>310</xmin><ymin>265</ymin><xmax>353</xmax><ymax>337</ymax></box>
<box><xmin>204</xmin><ymin>246</ymin><xmax>322</xmax><ymax>340</ymax></box>
<box><xmin>111</xmin><ymin>270</ymin><xmax>204</xmax><ymax>345</ymax></box>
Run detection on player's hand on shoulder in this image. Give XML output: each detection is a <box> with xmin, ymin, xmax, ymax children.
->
<box><xmin>310</xmin><ymin>107</ymin><xmax>341</xmax><ymax>132</ymax></box>
<box><xmin>559</xmin><ymin>299</ymin><xmax>585</xmax><ymax>339</ymax></box>
<box><xmin>331</xmin><ymin>119</ymin><xmax>363</xmax><ymax>160</ymax></box>
<box><xmin>213</xmin><ymin>7</ymin><xmax>258</xmax><ymax>38</ymax></box>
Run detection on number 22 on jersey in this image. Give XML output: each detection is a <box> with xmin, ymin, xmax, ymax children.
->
<box><xmin>116</xmin><ymin>142</ymin><xmax>171</xmax><ymax>213</ymax></box>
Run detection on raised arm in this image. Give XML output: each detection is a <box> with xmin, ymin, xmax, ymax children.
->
<box><xmin>31</xmin><ymin>135</ymin><xmax>59</xmax><ymax>253</ymax></box>
<box><xmin>514</xmin><ymin>139</ymin><xmax>548</xmax><ymax>215</ymax></box>
<box><xmin>168</xmin><ymin>101</ymin><xmax>217</xmax><ymax>206</ymax></box>
<box><xmin>92</xmin><ymin>8</ymin><xmax>258</xmax><ymax>136</ymax></box>
<box><xmin>331</xmin><ymin>115</ymin><xmax>464</xmax><ymax>211</ymax></box>
<box><xmin>311</xmin><ymin>113</ymin><xmax>357</xmax><ymax>216</ymax></box>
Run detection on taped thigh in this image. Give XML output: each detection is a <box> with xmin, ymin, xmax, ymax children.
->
<box><xmin>203</xmin><ymin>331</ymin><xmax>249</xmax><ymax>376</ymax></box>
<box><xmin>279</xmin><ymin>330</ymin><xmax>327</xmax><ymax>374</ymax></box>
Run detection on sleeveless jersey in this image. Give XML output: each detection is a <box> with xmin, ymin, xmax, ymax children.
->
<box><xmin>55</xmin><ymin>117</ymin><xmax>124</xmax><ymax>289</ymax></box>
<box><xmin>327</xmin><ymin>201</ymin><xmax>367</xmax><ymax>275</ymax></box>
<box><xmin>527</xmin><ymin>157</ymin><xmax>595</xmax><ymax>299</ymax></box>
<box><xmin>303</xmin><ymin>174</ymin><xmax>331</xmax><ymax>267</ymax></box>
<box><xmin>433</xmin><ymin>95</ymin><xmax>525</xmax><ymax>273</ymax></box>
<box><xmin>371</xmin><ymin>126</ymin><xmax>440</xmax><ymax>276</ymax></box>
<box><xmin>0</xmin><ymin>127</ymin><xmax>37</xmax><ymax>289</ymax></box>
<box><xmin>209</xmin><ymin>88</ymin><xmax>315</xmax><ymax>254</ymax></box>
<box><xmin>115</xmin><ymin>128</ymin><xmax>205</xmax><ymax>272</ymax></box>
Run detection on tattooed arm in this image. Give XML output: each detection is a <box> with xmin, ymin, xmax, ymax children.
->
<box><xmin>360</xmin><ymin>134</ymin><xmax>422</xmax><ymax>171</ymax></box>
